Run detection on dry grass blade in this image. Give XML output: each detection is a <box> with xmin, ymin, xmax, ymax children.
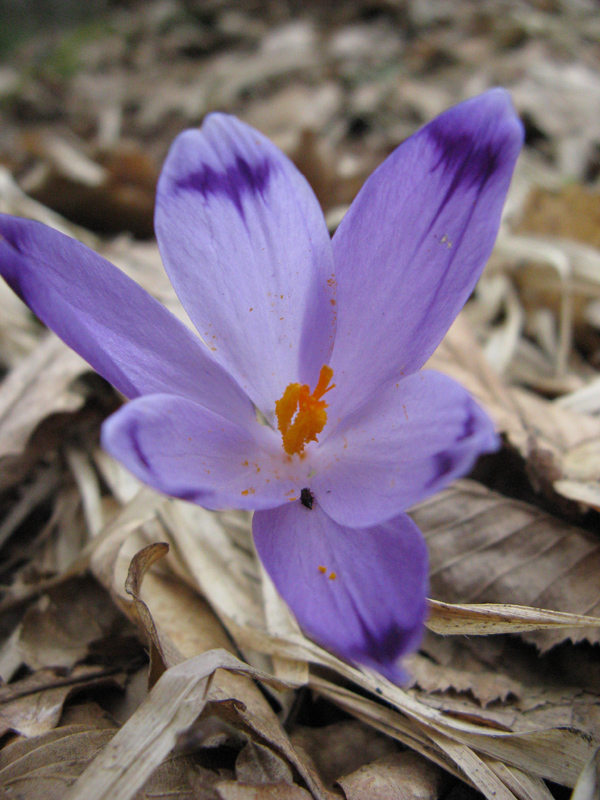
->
<box><xmin>427</xmin><ymin>599</ymin><xmax>600</xmax><ymax>636</ymax></box>
<box><xmin>64</xmin><ymin>649</ymin><xmax>288</xmax><ymax>800</ymax></box>
<box><xmin>309</xmin><ymin>673</ymin><xmax>596</xmax><ymax>791</ymax></box>
<box><xmin>419</xmin><ymin>729</ymin><xmax>520</xmax><ymax>800</ymax></box>
<box><xmin>572</xmin><ymin>749</ymin><xmax>600</xmax><ymax>800</ymax></box>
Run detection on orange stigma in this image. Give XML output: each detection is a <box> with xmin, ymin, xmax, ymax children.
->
<box><xmin>275</xmin><ymin>365</ymin><xmax>335</xmax><ymax>456</ymax></box>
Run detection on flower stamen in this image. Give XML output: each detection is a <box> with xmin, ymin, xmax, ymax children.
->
<box><xmin>275</xmin><ymin>365</ymin><xmax>334</xmax><ymax>456</ymax></box>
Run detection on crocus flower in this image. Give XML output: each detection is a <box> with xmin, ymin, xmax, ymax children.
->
<box><xmin>0</xmin><ymin>90</ymin><xmax>522</xmax><ymax>682</ymax></box>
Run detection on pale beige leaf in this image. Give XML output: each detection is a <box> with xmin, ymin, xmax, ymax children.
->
<box><xmin>92</xmin><ymin>507</ymin><xmax>329</xmax><ymax>800</ymax></box>
<box><xmin>427</xmin><ymin>315</ymin><xmax>600</xmax><ymax>506</ymax></box>
<box><xmin>410</xmin><ymin>480</ymin><xmax>600</xmax><ymax>649</ymax></box>
<box><xmin>116</xmin><ymin>546</ymin><xmax>329</xmax><ymax>800</ymax></box>
<box><xmin>0</xmin><ymin>334</ymin><xmax>89</xmax><ymax>489</ymax></box>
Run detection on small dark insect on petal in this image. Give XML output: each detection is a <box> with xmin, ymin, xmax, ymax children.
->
<box><xmin>300</xmin><ymin>487</ymin><xmax>314</xmax><ymax>510</ymax></box>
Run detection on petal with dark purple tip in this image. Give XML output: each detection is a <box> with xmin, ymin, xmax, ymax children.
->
<box><xmin>0</xmin><ymin>215</ymin><xmax>253</xmax><ymax>424</ymax></box>
<box><xmin>328</xmin><ymin>89</ymin><xmax>523</xmax><ymax>419</ymax></box>
<box><xmin>155</xmin><ymin>114</ymin><xmax>336</xmax><ymax>417</ymax></box>
<box><xmin>102</xmin><ymin>394</ymin><xmax>316</xmax><ymax>511</ymax></box>
<box><xmin>312</xmin><ymin>371</ymin><xmax>498</xmax><ymax>527</ymax></box>
<box><xmin>252</xmin><ymin>503</ymin><xmax>428</xmax><ymax>682</ymax></box>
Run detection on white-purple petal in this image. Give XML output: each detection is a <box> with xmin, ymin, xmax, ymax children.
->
<box><xmin>0</xmin><ymin>215</ymin><xmax>253</xmax><ymax>424</ymax></box>
<box><xmin>327</xmin><ymin>89</ymin><xmax>523</xmax><ymax>420</ymax></box>
<box><xmin>253</xmin><ymin>503</ymin><xmax>428</xmax><ymax>682</ymax></box>
<box><xmin>312</xmin><ymin>371</ymin><xmax>498</xmax><ymax>527</ymax></box>
<box><xmin>102</xmin><ymin>394</ymin><xmax>315</xmax><ymax>511</ymax></box>
<box><xmin>155</xmin><ymin>113</ymin><xmax>336</xmax><ymax>418</ymax></box>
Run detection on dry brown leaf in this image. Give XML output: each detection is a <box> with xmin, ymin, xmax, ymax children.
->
<box><xmin>0</xmin><ymin>716</ymin><xmax>117</xmax><ymax>799</ymax></box>
<box><xmin>6</xmin><ymin>576</ymin><xmax>128</xmax><ymax>674</ymax></box>
<box><xmin>135</xmin><ymin>755</ymin><xmax>199</xmax><ymax>800</ymax></box>
<box><xmin>216</xmin><ymin>784</ymin><xmax>313</xmax><ymax>800</ymax></box>
<box><xmin>405</xmin><ymin>653</ymin><xmax>521</xmax><ymax>708</ymax></box>
<box><xmin>519</xmin><ymin>184</ymin><xmax>600</xmax><ymax>250</ymax></box>
<box><xmin>0</xmin><ymin>664</ymin><xmax>126</xmax><ymax>738</ymax></box>
<box><xmin>337</xmin><ymin>751</ymin><xmax>444</xmax><ymax>800</ymax></box>
<box><xmin>410</xmin><ymin>480</ymin><xmax>600</xmax><ymax>649</ymax></box>
<box><xmin>235</xmin><ymin>740</ymin><xmax>294</xmax><ymax>786</ymax></box>
<box><xmin>0</xmin><ymin>708</ymin><xmax>199</xmax><ymax>799</ymax></box>
<box><xmin>290</xmin><ymin>721</ymin><xmax>398</xmax><ymax>788</ymax></box>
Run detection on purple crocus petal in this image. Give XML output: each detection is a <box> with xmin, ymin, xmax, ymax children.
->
<box><xmin>328</xmin><ymin>89</ymin><xmax>523</xmax><ymax>420</ymax></box>
<box><xmin>253</xmin><ymin>503</ymin><xmax>428</xmax><ymax>681</ymax></box>
<box><xmin>0</xmin><ymin>215</ymin><xmax>253</xmax><ymax>425</ymax></box>
<box><xmin>102</xmin><ymin>394</ymin><xmax>316</xmax><ymax>511</ymax></box>
<box><xmin>155</xmin><ymin>114</ymin><xmax>336</xmax><ymax>416</ymax></box>
<box><xmin>312</xmin><ymin>370</ymin><xmax>498</xmax><ymax>528</ymax></box>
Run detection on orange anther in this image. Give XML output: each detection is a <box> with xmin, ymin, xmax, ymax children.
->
<box><xmin>275</xmin><ymin>366</ymin><xmax>335</xmax><ymax>456</ymax></box>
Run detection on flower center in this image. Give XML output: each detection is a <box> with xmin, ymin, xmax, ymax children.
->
<box><xmin>275</xmin><ymin>365</ymin><xmax>335</xmax><ymax>456</ymax></box>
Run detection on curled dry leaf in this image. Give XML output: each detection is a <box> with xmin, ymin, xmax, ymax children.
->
<box><xmin>124</xmin><ymin>541</ymin><xmax>174</xmax><ymax>683</ymax></box>
<box><xmin>410</xmin><ymin>480</ymin><xmax>600</xmax><ymax>650</ymax></box>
